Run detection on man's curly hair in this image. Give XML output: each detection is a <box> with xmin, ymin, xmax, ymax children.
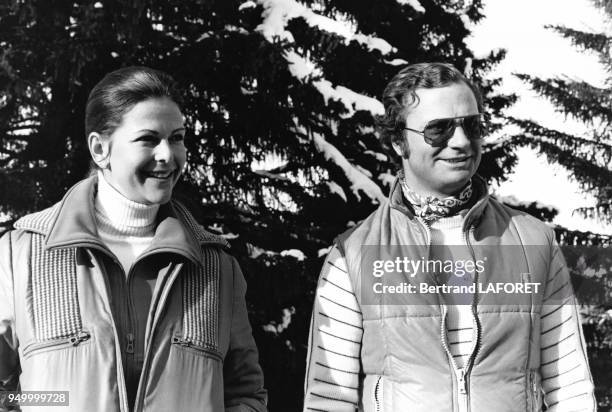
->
<box><xmin>376</xmin><ymin>62</ymin><xmax>484</xmax><ymax>158</ymax></box>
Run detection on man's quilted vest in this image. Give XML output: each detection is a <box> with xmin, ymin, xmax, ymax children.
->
<box><xmin>335</xmin><ymin>178</ymin><xmax>554</xmax><ymax>412</ymax></box>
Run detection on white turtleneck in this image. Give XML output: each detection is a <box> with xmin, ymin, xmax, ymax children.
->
<box><xmin>94</xmin><ymin>172</ymin><xmax>159</xmax><ymax>274</ymax></box>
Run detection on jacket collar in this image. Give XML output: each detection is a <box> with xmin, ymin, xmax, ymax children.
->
<box><xmin>388</xmin><ymin>173</ymin><xmax>490</xmax><ymax>229</ymax></box>
<box><xmin>14</xmin><ymin>175</ymin><xmax>229</xmax><ymax>264</ymax></box>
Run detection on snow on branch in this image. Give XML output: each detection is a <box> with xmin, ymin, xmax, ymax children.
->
<box><xmin>396</xmin><ymin>0</ymin><xmax>426</xmax><ymax>13</ymax></box>
<box><xmin>312</xmin><ymin>132</ymin><xmax>385</xmax><ymax>203</ymax></box>
<box><xmin>256</xmin><ymin>0</ymin><xmax>395</xmax><ymax>54</ymax></box>
<box><xmin>314</xmin><ymin>79</ymin><xmax>385</xmax><ymax>116</ymax></box>
<box><xmin>285</xmin><ymin>51</ymin><xmax>384</xmax><ymax>117</ymax></box>
<box><xmin>498</xmin><ymin>194</ymin><xmax>557</xmax><ymax>213</ymax></box>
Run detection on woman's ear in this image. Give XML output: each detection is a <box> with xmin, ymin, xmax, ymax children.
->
<box><xmin>88</xmin><ymin>132</ymin><xmax>110</xmax><ymax>169</ymax></box>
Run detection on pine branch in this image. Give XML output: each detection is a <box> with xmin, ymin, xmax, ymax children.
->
<box><xmin>510</xmin><ymin>117</ymin><xmax>612</xmax><ymax>167</ymax></box>
<box><xmin>515</xmin><ymin>73</ymin><xmax>612</xmax><ymax>124</ymax></box>
<box><xmin>545</xmin><ymin>25</ymin><xmax>611</xmax><ymax>55</ymax></box>
<box><xmin>513</xmin><ymin>133</ymin><xmax>612</xmax><ymax>198</ymax></box>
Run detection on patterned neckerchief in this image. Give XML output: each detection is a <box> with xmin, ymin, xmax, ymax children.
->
<box><xmin>400</xmin><ymin>176</ymin><xmax>473</xmax><ymax>223</ymax></box>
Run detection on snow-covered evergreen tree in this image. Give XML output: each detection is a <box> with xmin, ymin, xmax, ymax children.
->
<box><xmin>0</xmin><ymin>1</ymin><xmax>516</xmax><ymax>409</ymax></box>
<box><xmin>513</xmin><ymin>0</ymin><xmax>612</xmax><ymax>245</ymax></box>
<box><xmin>513</xmin><ymin>2</ymin><xmax>612</xmax><ymax>406</ymax></box>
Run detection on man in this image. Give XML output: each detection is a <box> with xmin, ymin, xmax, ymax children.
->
<box><xmin>303</xmin><ymin>62</ymin><xmax>595</xmax><ymax>411</ymax></box>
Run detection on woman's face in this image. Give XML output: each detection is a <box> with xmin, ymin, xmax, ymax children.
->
<box><xmin>102</xmin><ymin>97</ymin><xmax>187</xmax><ymax>205</ymax></box>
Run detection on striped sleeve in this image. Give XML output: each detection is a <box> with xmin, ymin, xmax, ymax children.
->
<box><xmin>540</xmin><ymin>242</ymin><xmax>596</xmax><ymax>412</ymax></box>
<box><xmin>303</xmin><ymin>245</ymin><xmax>362</xmax><ymax>412</ymax></box>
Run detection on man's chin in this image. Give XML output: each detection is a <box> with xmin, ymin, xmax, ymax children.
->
<box><xmin>436</xmin><ymin>173</ymin><xmax>474</xmax><ymax>195</ymax></box>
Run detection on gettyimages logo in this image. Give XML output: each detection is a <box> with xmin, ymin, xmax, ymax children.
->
<box><xmin>372</xmin><ymin>256</ymin><xmax>486</xmax><ymax>278</ymax></box>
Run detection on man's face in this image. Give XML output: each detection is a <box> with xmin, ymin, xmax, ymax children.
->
<box><xmin>394</xmin><ymin>83</ymin><xmax>482</xmax><ymax>198</ymax></box>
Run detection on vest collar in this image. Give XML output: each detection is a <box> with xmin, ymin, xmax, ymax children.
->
<box><xmin>14</xmin><ymin>175</ymin><xmax>229</xmax><ymax>263</ymax></box>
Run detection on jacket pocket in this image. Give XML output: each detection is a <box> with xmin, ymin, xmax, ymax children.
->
<box><xmin>374</xmin><ymin>375</ymin><xmax>383</xmax><ymax>412</ymax></box>
<box><xmin>171</xmin><ymin>334</ymin><xmax>223</xmax><ymax>362</ymax></box>
<box><xmin>22</xmin><ymin>331</ymin><xmax>91</xmax><ymax>359</ymax></box>
<box><xmin>526</xmin><ymin>369</ymin><xmax>542</xmax><ymax>412</ymax></box>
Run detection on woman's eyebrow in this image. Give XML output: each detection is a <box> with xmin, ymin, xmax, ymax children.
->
<box><xmin>135</xmin><ymin>127</ymin><xmax>186</xmax><ymax>134</ymax></box>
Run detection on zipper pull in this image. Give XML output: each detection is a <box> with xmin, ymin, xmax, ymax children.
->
<box><xmin>126</xmin><ymin>333</ymin><xmax>135</xmax><ymax>354</ymax></box>
<box><xmin>458</xmin><ymin>369</ymin><xmax>468</xmax><ymax>395</ymax></box>
<box><xmin>70</xmin><ymin>331</ymin><xmax>91</xmax><ymax>346</ymax></box>
<box><xmin>172</xmin><ymin>336</ymin><xmax>191</xmax><ymax>347</ymax></box>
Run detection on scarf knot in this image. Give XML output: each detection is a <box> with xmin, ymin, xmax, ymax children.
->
<box><xmin>400</xmin><ymin>176</ymin><xmax>473</xmax><ymax>223</ymax></box>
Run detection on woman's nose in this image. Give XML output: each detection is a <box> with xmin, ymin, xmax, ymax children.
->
<box><xmin>154</xmin><ymin>139</ymin><xmax>173</xmax><ymax>163</ymax></box>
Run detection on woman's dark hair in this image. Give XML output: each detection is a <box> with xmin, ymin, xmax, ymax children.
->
<box><xmin>85</xmin><ymin>65</ymin><xmax>183</xmax><ymax>139</ymax></box>
<box><xmin>376</xmin><ymin>62</ymin><xmax>483</xmax><ymax>156</ymax></box>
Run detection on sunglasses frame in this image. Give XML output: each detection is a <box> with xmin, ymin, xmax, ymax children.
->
<box><xmin>403</xmin><ymin>113</ymin><xmax>485</xmax><ymax>147</ymax></box>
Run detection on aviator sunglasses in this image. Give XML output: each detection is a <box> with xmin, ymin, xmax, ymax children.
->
<box><xmin>403</xmin><ymin>113</ymin><xmax>485</xmax><ymax>147</ymax></box>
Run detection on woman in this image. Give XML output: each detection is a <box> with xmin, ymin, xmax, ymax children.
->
<box><xmin>0</xmin><ymin>66</ymin><xmax>267</xmax><ymax>412</ymax></box>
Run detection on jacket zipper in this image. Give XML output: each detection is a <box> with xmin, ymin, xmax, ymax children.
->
<box><xmin>171</xmin><ymin>335</ymin><xmax>223</xmax><ymax>361</ymax></box>
<box><xmin>374</xmin><ymin>375</ymin><xmax>383</xmax><ymax>412</ymax></box>
<box><xmin>90</xmin><ymin>250</ymin><xmax>131</xmax><ymax>412</ymax></box>
<box><xmin>133</xmin><ymin>262</ymin><xmax>185</xmax><ymax>412</ymax></box>
<box><xmin>124</xmin><ymin>260</ymin><xmax>140</xmax><ymax>387</ymax></box>
<box><xmin>22</xmin><ymin>331</ymin><xmax>91</xmax><ymax>358</ymax></box>
<box><xmin>126</xmin><ymin>333</ymin><xmax>135</xmax><ymax>354</ymax></box>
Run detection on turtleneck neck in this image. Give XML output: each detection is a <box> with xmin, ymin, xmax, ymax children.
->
<box><xmin>95</xmin><ymin>171</ymin><xmax>159</xmax><ymax>237</ymax></box>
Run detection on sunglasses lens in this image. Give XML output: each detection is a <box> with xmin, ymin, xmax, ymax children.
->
<box><xmin>423</xmin><ymin>119</ymin><xmax>455</xmax><ymax>146</ymax></box>
<box><xmin>463</xmin><ymin>115</ymin><xmax>483</xmax><ymax>140</ymax></box>
<box><xmin>423</xmin><ymin>115</ymin><xmax>483</xmax><ymax>146</ymax></box>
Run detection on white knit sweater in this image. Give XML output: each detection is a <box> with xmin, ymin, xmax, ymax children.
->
<box><xmin>94</xmin><ymin>172</ymin><xmax>158</xmax><ymax>274</ymax></box>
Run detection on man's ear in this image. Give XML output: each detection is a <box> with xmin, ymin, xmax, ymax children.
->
<box><xmin>392</xmin><ymin>139</ymin><xmax>410</xmax><ymax>159</ymax></box>
<box><xmin>88</xmin><ymin>132</ymin><xmax>111</xmax><ymax>169</ymax></box>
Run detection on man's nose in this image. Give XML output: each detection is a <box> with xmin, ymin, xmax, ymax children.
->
<box><xmin>446</xmin><ymin>124</ymin><xmax>472</xmax><ymax>149</ymax></box>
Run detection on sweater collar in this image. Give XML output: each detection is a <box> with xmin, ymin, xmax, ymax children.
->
<box><xmin>95</xmin><ymin>171</ymin><xmax>159</xmax><ymax>236</ymax></box>
<box><xmin>15</xmin><ymin>175</ymin><xmax>228</xmax><ymax>264</ymax></box>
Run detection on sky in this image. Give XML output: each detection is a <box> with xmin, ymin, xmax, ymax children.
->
<box><xmin>468</xmin><ymin>0</ymin><xmax>612</xmax><ymax>234</ymax></box>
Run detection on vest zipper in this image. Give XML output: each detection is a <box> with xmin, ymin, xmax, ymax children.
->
<box><xmin>374</xmin><ymin>375</ymin><xmax>383</xmax><ymax>412</ymax></box>
<box><xmin>419</xmin><ymin>216</ymin><xmax>470</xmax><ymax>412</ymax></box>
<box><xmin>22</xmin><ymin>331</ymin><xmax>91</xmax><ymax>358</ymax></box>
<box><xmin>417</xmin><ymin>216</ymin><xmax>469</xmax><ymax>411</ymax></box>
<box><xmin>420</xmin><ymin>215</ymin><xmax>480</xmax><ymax>412</ymax></box>
<box><xmin>528</xmin><ymin>370</ymin><xmax>540</xmax><ymax>411</ymax></box>
<box><xmin>458</xmin><ymin>224</ymin><xmax>480</xmax><ymax>412</ymax></box>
